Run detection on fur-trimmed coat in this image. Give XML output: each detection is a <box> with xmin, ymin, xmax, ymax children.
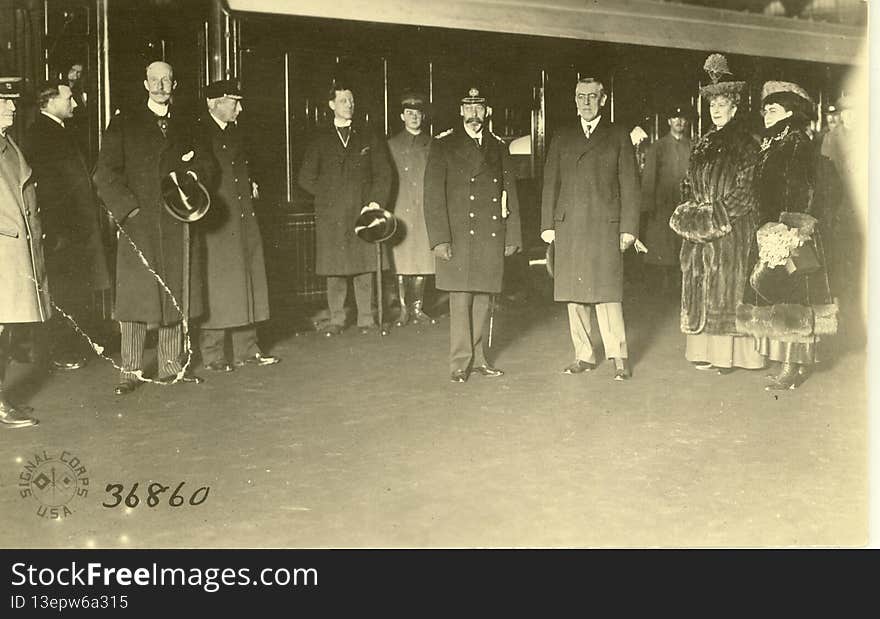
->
<box><xmin>675</xmin><ymin>118</ymin><xmax>759</xmax><ymax>335</ymax></box>
<box><xmin>735</xmin><ymin>121</ymin><xmax>835</xmax><ymax>341</ymax></box>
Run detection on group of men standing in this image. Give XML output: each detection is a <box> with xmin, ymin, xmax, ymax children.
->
<box><xmin>0</xmin><ymin>61</ymin><xmax>280</xmax><ymax>429</ymax></box>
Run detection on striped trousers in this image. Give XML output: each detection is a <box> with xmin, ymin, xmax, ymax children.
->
<box><xmin>119</xmin><ymin>321</ymin><xmax>185</xmax><ymax>381</ymax></box>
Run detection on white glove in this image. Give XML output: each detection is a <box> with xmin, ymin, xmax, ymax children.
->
<box><xmin>540</xmin><ymin>229</ymin><xmax>555</xmax><ymax>244</ymax></box>
<box><xmin>360</xmin><ymin>202</ymin><xmax>382</xmax><ymax>214</ymax></box>
<box><xmin>619</xmin><ymin>232</ymin><xmax>636</xmax><ymax>252</ymax></box>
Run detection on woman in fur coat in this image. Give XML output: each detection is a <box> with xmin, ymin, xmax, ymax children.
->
<box><xmin>735</xmin><ymin>81</ymin><xmax>835</xmax><ymax>390</ymax></box>
<box><xmin>670</xmin><ymin>54</ymin><xmax>765</xmax><ymax>374</ymax></box>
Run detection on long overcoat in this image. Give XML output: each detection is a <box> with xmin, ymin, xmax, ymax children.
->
<box><xmin>540</xmin><ymin>119</ymin><xmax>640</xmax><ymax>303</ymax></box>
<box><xmin>196</xmin><ymin>116</ymin><xmax>270</xmax><ymax>329</ymax></box>
<box><xmin>423</xmin><ymin>129</ymin><xmax>522</xmax><ymax>293</ymax></box>
<box><xmin>675</xmin><ymin>118</ymin><xmax>759</xmax><ymax>335</ymax></box>
<box><xmin>23</xmin><ymin>113</ymin><xmax>110</xmax><ymax>297</ymax></box>
<box><xmin>0</xmin><ymin>133</ymin><xmax>50</xmax><ymax>322</ymax></box>
<box><xmin>297</xmin><ymin>123</ymin><xmax>392</xmax><ymax>276</ymax></box>
<box><xmin>93</xmin><ymin>105</ymin><xmax>213</xmax><ymax>325</ymax></box>
<box><xmin>388</xmin><ymin>129</ymin><xmax>434</xmax><ymax>274</ymax></box>
<box><xmin>640</xmin><ymin>132</ymin><xmax>690</xmax><ymax>266</ymax></box>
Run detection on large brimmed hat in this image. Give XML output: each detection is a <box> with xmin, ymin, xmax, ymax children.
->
<box><xmin>761</xmin><ymin>80</ymin><xmax>811</xmax><ymax>104</ymax></box>
<box><xmin>699</xmin><ymin>53</ymin><xmax>746</xmax><ymax>100</ymax></box>
<box><xmin>354</xmin><ymin>208</ymin><xmax>397</xmax><ymax>243</ymax></box>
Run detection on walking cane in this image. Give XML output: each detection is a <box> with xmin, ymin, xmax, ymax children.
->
<box><xmin>375</xmin><ymin>241</ymin><xmax>390</xmax><ymax>337</ymax></box>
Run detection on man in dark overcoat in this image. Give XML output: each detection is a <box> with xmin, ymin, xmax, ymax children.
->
<box><xmin>24</xmin><ymin>81</ymin><xmax>110</xmax><ymax>370</ymax></box>
<box><xmin>424</xmin><ymin>87</ymin><xmax>522</xmax><ymax>383</ymax></box>
<box><xmin>540</xmin><ymin>77</ymin><xmax>640</xmax><ymax>381</ymax></box>
<box><xmin>196</xmin><ymin>79</ymin><xmax>278</xmax><ymax>372</ymax></box>
<box><xmin>297</xmin><ymin>83</ymin><xmax>392</xmax><ymax>336</ymax></box>
<box><xmin>93</xmin><ymin>61</ymin><xmax>212</xmax><ymax>395</ymax></box>
<box><xmin>0</xmin><ymin>76</ymin><xmax>48</xmax><ymax>428</ymax></box>
<box><xmin>640</xmin><ymin>104</ymin><xmax>691</xmax><ymax>294</ymax></box>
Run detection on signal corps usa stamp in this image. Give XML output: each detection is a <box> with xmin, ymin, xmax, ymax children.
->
<box><xmin>18</xmin><ymin>450</ymin><xmax>89</xmax><ymax>519</ymax></box>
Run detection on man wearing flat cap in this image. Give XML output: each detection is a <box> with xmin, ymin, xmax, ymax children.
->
<box><xmin>423</xmin><ymin>87</ymin><xmax>522</xmax><ymax>383</ymax></box>
<box><xmin>388</xmin><ymin>91</ymin><xmax>436</xmax><ymax>327</ymax></box>
<box><xmin>298</xmin><ymin>82</ymin><xmax>393</xmax><ymax>336</ymax></box>
<box><xmin>93</xmin><ymin>61</ymin><xmax>214</xmax><ymax>395</ymax></box>
<box><xmin>0</xmin><ymin>76</ymin><xmax>48</xmax><ymax>427</ymax></box>
<box><xmin>195</xmin><ymin>79</ymin><xmax>278</xmax><ymax>373</ymax></box>
<box><xmin>640</xmin><ymin>104</ymin><xmax>691</xmax><ymax>295</ymax></box>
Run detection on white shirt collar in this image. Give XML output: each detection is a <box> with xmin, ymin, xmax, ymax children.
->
<box><xmin>147</xmin><ymin>99</ymin><xmax>170</xmax><ymax>117</ymax></box>
<box><xmin>405</xmin><ymin>127</ymin><xmax>422</xmax><ymax>136</ymax></box>
<box><xmin>463</xmin><ymin>124</ymin><xmax>483</xmax><ymax>142</ymax></box>
<box><xmin>41</xmin><ymin>111</ymin><xmax>65</xmax><ymax>128</ymax></box>
<box><xmin>333</xmin><ymin>118</ymin><xmax>352</xmax><ymax>128</ymax></box>
<box><xmin>209</xmin><ymin>111</ymin><xmax>227</xmax><ymax>131</ymax></box>
<box><xmin>580</xmin><ymin>115</ymin><xmax>601</xmax><ymax>134</ymax></box>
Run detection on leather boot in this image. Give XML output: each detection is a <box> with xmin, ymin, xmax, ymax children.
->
<box><xmin>765</xmin><ymin>362</ymin><xmax>800</xmax><ymax>391</ymax></box>
<box><xmin>394</xmin><ymin>275</ymin><xmax>410</xmax><ymax>327</ymax></box>
<box><xmin>411</xmin><ymin>276</ymin><xmax>437</xmax><ymax>325</ymax></box>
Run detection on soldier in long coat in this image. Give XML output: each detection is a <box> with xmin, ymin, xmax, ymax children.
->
<box><xmin>0</xmin><ymin>76</ymin><xmax>48</xmax><ymax>428</ymax></box>
<box><xmin>196</xmin><ymin>80</ymin><xmax>278</xmax><ymax>372</ymax></box>
<box><xmin>297</xmin><ymin>84</ymin><xmax>392</xmax><ymax>336</ymax></box>
<box><xmin>387</xmin><ymin>91</ymin><xmax>436</xmax><ymax>327</ymax></box>
<box><xmin>93</xmin><ymin>61</ymin><xmax>213</xmax><ymax>395</ymax></box>
<box><xmin>424</xmin><ymin>88</ymin><xmax>522</xmax><ymax>383</ymax></box>
<box><xmin>640</xmin><ymin>105</ymin><xmax>691</xmax><ymax>292</ymax></box>
<box><xmin>24</xmin><ymin>81</ymin><xmax>110</xmax><ymax>369</ymax></box>
<box><xmin>540</xmin><ymin>78</ymin><xmax>640</xmax><ymax>381</ymax></box>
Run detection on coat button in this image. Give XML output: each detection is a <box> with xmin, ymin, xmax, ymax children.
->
<box><xmin>234</xmin><ymin>178</ymin><xmax>239</xmax><ymax>182</ymax></box>
<box><xmin>469</xmin><ymin>213</ymin><xmax>475</xmax><ymax>218</ymax></box>
<box><xmin>404</xmin><ymin>167</ymin><xmax>409</xmax><ymax>171</ymax></box>
<box><xmin>492</xmin><ymin>215</ymin><xmax>498</xmax><ymax>220</ymax></box>
<box><xmin>42</xmin><ymin>233</ymin><xmax>47</xmax><ymax>239</ymax></box>
<box><xmin>469</xmin><ymin>195</ymin><xmax>474</xmax><ymax>200</ymax></box>
<box><xmin>492</xmin><ymin>197</ymin><xmax>498</xmax><ymax>202</ymax></box>
<box><xmin>491</xmin><ymin>233</ymin><xmax>496</xmax><ymax>237</ymax></box>
<box><xmin>470</xmin><ymin>177</ymin><xmax>475</xmax><ymax>182</ymax></box>
<box><xmin>493</xmin><ymin>178</ymin><xmax>498</xmax><ymax>183</ymax></box>
<box><xmin>238</xmin><ymin>195</ymin><xmax>242</xmax><ymax>200</ymax></box>
<box><xmin>222</xmin><ymin>144</ymin><xmax>227</xmax><ymax>149</ymax></box>
<box><xmin>469</xmin><ymin>230</ymin><xmax>475</xmax><ymax>235</ymax></box>
<box><xmin>241</xmin><ymin>213</ymin><xmax>245</xmax><ymax>218</ymax></box>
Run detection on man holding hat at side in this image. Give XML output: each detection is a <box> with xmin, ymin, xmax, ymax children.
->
<box><xmin>0</xmin><ymin>76</ymin><xmax>49</xmax><ymax>427</ymax></box>
<box><xmin>423</xmin><ymin>87</ymin><xmax>522</xmax><ymax>383</ymax></box>
<box><xmin>196</xmin><ymin>79</ymin><xmax>278</xmax><ymax>373</ymax></box>
<box><xmin>387</xmin><ymin>91</ymin><xmax>437</xmax><ymax>327</ymax></box>
<box><xmin>640</xmin><ymin>104</ymin><xmax>692</xmax><ymax>294</ymax></box>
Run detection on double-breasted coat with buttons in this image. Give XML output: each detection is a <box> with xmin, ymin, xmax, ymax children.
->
<box><xmin>297</xmin><ymin>123</ymin><xmax>393</xmax><ymax>276</ymax></box>
<box><xmin>93</xmin><ymin>105</ymin><xmax>213</xmax><ymax>325</ymax></box>
<box><xmin>23</xmin><ymin>113</ymin><xmax>110</xmax><ymax>298</ymax></box>
<box><xmin>540</xmin><ymin>119</ymin><xmax>640</xmax><ymax>303</ymax></box>
<box><xmin>0</xmin><ymin>132</ymin><xmax>50</xmax><ymax>323</ymax></box>
<box><xmin>387</xmin><ymin>129</ymin><xmax>434</xmax><ymax>274</ymax></box>
<box><xmin>423</xmin><ymin>129</ymin><xmax>522</xmax><ymax>293</ymax></box>
<box><xmin>196</xmin><ymin>116</ymin><xmax>270</xmax><ymax>329</ymax></box>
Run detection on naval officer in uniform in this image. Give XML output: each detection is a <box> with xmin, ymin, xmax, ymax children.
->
<box><xmin>423</xmin><ymin>87</ymin><xmax>522</xmax><ymax>383</ymax></box>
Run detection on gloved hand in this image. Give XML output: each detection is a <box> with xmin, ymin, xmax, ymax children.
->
<box><xmin>433</xmin><ymin>243</ymin><xmax>452</xmax><ymax>261</ymax></box>
<box><xmin>619</xmin><ymin>232</ymin><xmax>635</xmax><ymax>252</ymax></box>
<box><xmin>360</xmin><ymin>202</ymin><xmax>382</xmax><ymax>214</ymax></box>
<box><xmin>504</xmin><ymin>245</ymin><xmax>518</xmax><ymax>257</ymax></box>
<box><xmin>540</xmin><ymin>229</ymin><xmax>555</xmax><ymax>244</ymax></box>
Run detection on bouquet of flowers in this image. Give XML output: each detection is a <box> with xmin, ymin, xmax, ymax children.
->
<box><xmin>756</xmin><ymin>221</ymin><xmax>803</xmax><ymax>269</ymax></box>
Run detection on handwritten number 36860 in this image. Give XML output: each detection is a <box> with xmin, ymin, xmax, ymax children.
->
<box><xmin>102</xmin><ymin>482</ymin><xmax>210</xmax><ymax>508</ymax></box>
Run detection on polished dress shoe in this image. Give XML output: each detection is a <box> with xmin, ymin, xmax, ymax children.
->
<box><xmin>612</xmin><ymin>358</ymin><xmax>632</xmax><ymax>381</ymax></box>
<box><xmin>450</xmin><ymin>369</ymin><xmax>469</xmax><ymax>383</ymax></box>
<box><xmin>52</xmin><ymin>358</ymin><xmax>85</xmax><ymax>371</ymax></box>
<box><xmin>235</xmin><ymin>353</ymin><xmax>280</xmax><ymax>367</ymax></box>
<box><xmin>204</xmin><ymin>361</ymin><xmax>235</xmax><ymax>372</ymax></box>
<box><xmin>113</xmin><ymin>379</ymin><xmax>140</xmax><ymax>396</ymax></box>
<box><xmin>765</xmin><ymin>362</ymin><xmax>799</xmax><ymax>391</ymax></box>
<box><xmin>0</xmin><ymin>401</ymin><xmax>39</xmax><ymax>428</ymax></box>
<box><xmin>157</xmin><ymin>372</ymin><xmax>204</xmax><ymax>385</ymax></box>
<box><xmin>716</xmin><ymin>367</ymin><xmax>736</xmax><ymax>376</ymax></box>
<box><xmin>562</xmin><ymin>360</ymin><xmax>595</xmax><ymax>374</ymax></box>
<box><xmin>321</xmin><ymin>324</ymin><xmax>344</xmax><ymax>337</ymax></box>
<box><xmin>472</xmin><ymin>364</ymin><xmax>504</xmax><ymax>377</ymax></box>
<box><xmin>358</xmin><ymin>323</ymin><xmax>378</xmax><ymax>335</ymax></box>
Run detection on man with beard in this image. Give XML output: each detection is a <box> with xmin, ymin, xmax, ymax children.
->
<box><xmin>93</xmin><ymin>61</ymin><xmax>212</xmax><ymax>395</ymax></box>
<box><xmin>298</xmin><ymin>83</ymin><xmax>392</xmax><ymax>336</ymax></box>
<box><xmin>540</xmin><ymin>77</ymin><xmax>640</xmax><ymax>381</ymax></box>
<box><xmin>423</xmin><ymin>87</ymin><xmax>522</xmax><ymax>383</ymax></box>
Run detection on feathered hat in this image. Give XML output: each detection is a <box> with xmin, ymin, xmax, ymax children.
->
<box><xmin>761</xmin><ymin>80</ymin><xmax>814</xmax><ymax>118</ymax></box>
<box><xmin>699</xmin><ymin>53</ymin><xmax>746</xmax><ymax>100</ymax></box>
<box><xmin>761</xmin><ymin>80</ymin><xmax>811</xmax><ymax>104</ymax></box>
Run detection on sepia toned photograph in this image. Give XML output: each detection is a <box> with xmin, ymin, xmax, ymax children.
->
<box><xmin>0</xmin><ymin>0</ymin><xmax>871</xmax><ymax>549</ymax></box>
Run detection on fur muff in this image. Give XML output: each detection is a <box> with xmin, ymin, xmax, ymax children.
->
<box><xmin>736</xmin><ymin>301</ymin><xmax>838</xmax><ymax>339</ymax></box>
